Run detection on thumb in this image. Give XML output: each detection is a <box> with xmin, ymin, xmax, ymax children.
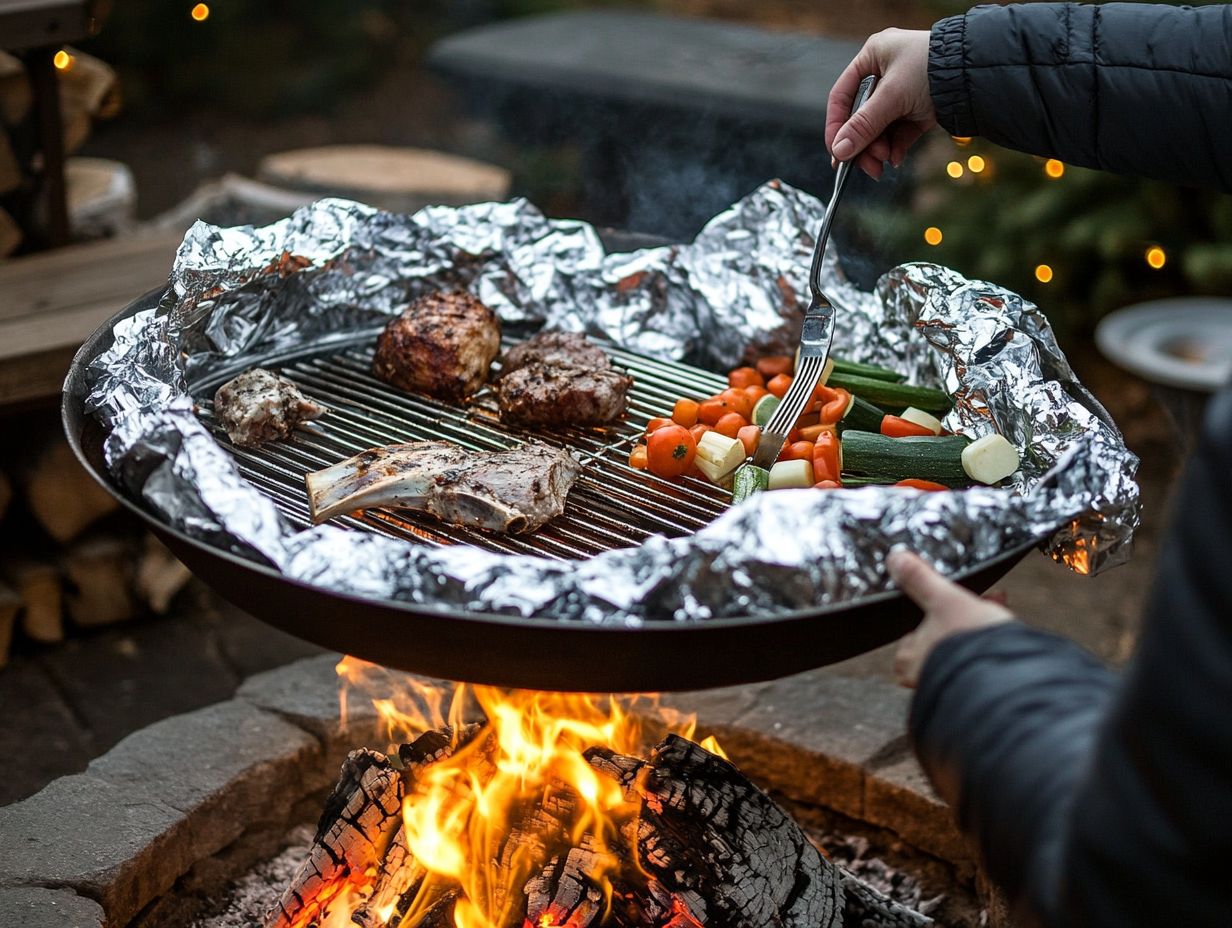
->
<box><xmin>831</xmin><ymin>90</ymin><xmax>899</xmax><ymax>162</ymax></box>
<box><xmin>887</xmin><ymin>550</ymin><xmax>968</xmax><ymax>611</ymax></box>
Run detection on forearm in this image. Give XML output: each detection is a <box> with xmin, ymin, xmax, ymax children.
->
<box><xmin>909</xmin><ymin>622</ymin><xmax>1115</xmax><ymax>922</ymax></box>
<box><xmin>929</xmin><ymin>3</ymin><xmax>1232</xmax><ymax>191</ymax></box>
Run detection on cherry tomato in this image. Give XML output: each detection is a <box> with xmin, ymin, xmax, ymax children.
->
<box><xmin>718</xmin><ymin>388</ymin><xmax>754</xmax><ymax>420</ymax></box>
<box><xmin>672</xmin><ymin>398</ymin><xmax>699</xmax><ymax>428</ymax></box>
<box><xmin>646</xmin><ymin>425</ymin><xmax>697</xmax><ymax>479</ymax></box>
<box><xmin>698</xmin><ymin>399</ymin><xmax>728</xmax><ymax>426</ymax></box>
<box><xmin>756</xmin><ymin>355</ymin><xmax>793</xmax><ymax>379</ymax></box>
<box><xmin>766</xmin><ymin>374</ymin><xmax>792</xmax><ymax>399</ymax></box>
<box><xmin>645</xmin><ymin>417</ymin><xmax>674</xmax><ymax>436</ymax></box>
<box><xmin>727</xmin><ymin>367</ymin><xmax>765</xmax><ymax>389</ymax></box>
<box><xmin>714</xmin><ymin>412</ymin><xmax>749</xmax><ymax>439</ymax></box>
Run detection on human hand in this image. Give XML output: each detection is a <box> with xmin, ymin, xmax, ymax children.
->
<box><xmin>888</xmin><ymin>550</ymin><xmax>1013</xmax><ymax>688</ymax></box>
<box><xmin>825</xmin><ymin>29</ymin><xmax>936</xmax><ymax>179</ymax></box>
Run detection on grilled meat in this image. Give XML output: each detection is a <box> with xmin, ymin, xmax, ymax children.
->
<box><xmin>373</xmin><ymin>291</ymin><xmax>501</xmax><ymax>402</ymax></box>
<box><xmin>213</xmin><ymin>368</ymin><xmax>326</xmax><ymax>448</ymax></box>
<box><xmin>497</xmin><ymin>362</ymin><xmax>632</xmax><ymax>429</ymax></box>
<box><xmin>305</xmin><ymin>441</ymin><xmax>582</xmax><ymax>534</ymax></box>
<box><xmin>498</xmin><ymin>330</ymin><xmax>611</xmax><ymax>379</ymax></box>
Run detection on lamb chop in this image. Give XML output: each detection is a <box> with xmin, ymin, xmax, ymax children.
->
<box><xmin>212</xmin><ymin>368</ymin><xmax>327</xmax><ymax>448</ymax></box>
<box><xmin>497</xmin><ymin>330</ymin><xmax>612</xmax><ymax>379</ymax></box>
<box><xmin>305</xmin><ymin>441</ymin><xmax>582</xmax><ymax>534</ymax></box>
<box><xmin>373</xmin><ymin>291</ymin><xmax>501</xmax><ymax>402</ymax></box>
<box><xmin>496</xmin><ymin>362</ymin><xmax>633</xmax><ymax>429</ymax></box>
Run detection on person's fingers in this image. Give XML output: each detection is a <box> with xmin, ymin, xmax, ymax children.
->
<box><xmin>867</xmin><ymin>135</ymin><xmax>892</xmax><ymax>164</ymax></box>
<box><xmin>825</xmin><ymin>55</ymin><xmax>867</xmax><ymax>151</ymax></box>
<box><xmin>887</xmin><ymin>550</ymin><xmax>975</xmax><ymax>612</ymax></box>
<box><xmin>893</xmin><ymin>631</ymin><xmax>921</xmax><ymax>688</ymax></box>
<box><xmin>888</xmin><ymin>122</ymin><xmax>926</xmax><ymax>167</ymax></box>
<box><xmin>856</xmin><ymin>149</ymin><xmax>883</xmax><ymax>180</ymax></box>
<box><xmin>983</xmin><ymin>590</ymin><xmax>1009</xmax><ymax>606</ymax></box>
<box><xmin>832</xmin><ymin>88</ymin><xmax>903</xmax><ymax>162</ymax></box>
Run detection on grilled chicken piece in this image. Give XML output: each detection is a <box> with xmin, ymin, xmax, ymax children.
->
<box><xmin>305</xmin><ymin>441</ymin><xmax>582</xmax><ymax>534</ymax></box>
<box><xmin>496</xmin><ymin>362</ymin><xmax>632</xmax><ymax>428</ymax></box>
<box><xmin>497</xmin><ymin>330</ymin><xmax>612</xmax><ymax>379</ymax></box>
<box><xmin>373</xmin><ymin>291</ymin><xmax>501</xmax><ymax>401</ymax></box>
<box><xmin>212</xmin><ymin>368</ymin><xmax>326</xmax><ymax>448</ymax></box>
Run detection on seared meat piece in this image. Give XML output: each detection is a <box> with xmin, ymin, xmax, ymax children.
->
<box><xmin>213</xmin><ymin>368</ymin><xmax>326</xmax><ymax>448</ymax></box>
<box><xmin>372</xmin><ymin>291</ymin><xmax>501</xmax><ymax>402</ymax></box>
<box><xmin>498</xmin><ymin>330</ymin><xmax>611</xmax><ymax>379</ymax></box>
<box><xmin>496</xmin><ymin>362</ymin><xmax>632</xmax><ymax>428</ymax></box>
<box><xmin>305</xmin><ymin>441</ymin><xmax>582</xmax><ymax>534</ymax></box>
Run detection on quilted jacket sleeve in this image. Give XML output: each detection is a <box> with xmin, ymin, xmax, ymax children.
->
<box><xmin>910</xmin><ymin>387</ymin><xmax>1232</xmax><ymax>926</ymax></box>
<box><xmin>928</xmin><ymin>3</ymin><xmax>1232</xmax><ymax>191</ymax></box>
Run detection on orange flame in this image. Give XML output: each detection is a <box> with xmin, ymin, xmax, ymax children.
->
<box><xmin>329</xmin><ymin>658</ymin><xmax>722</xmax><ymax>928</ymax></box>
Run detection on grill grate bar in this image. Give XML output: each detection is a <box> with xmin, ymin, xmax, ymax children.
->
<box><xmin>197</xmin><ymin>338</ymin><xmax>736</xmax><ymax>559</ymax></box>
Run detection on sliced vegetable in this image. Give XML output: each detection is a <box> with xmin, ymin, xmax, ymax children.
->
<box><xmin>717</xmin><ymin>388</ymin><xmax>754</xmax><ymax>419</ymax></box>
<box><xmin>826</xmin><ymin>372</ymin><xmax>952</xmax><ymax>414</ymax></box>
<box><xmin>713</xmin><ymin>412</ymin><xmax>748</xmax><ymax>438</ymax></box>
<box><xmin>766</xmin><ymin>373</ymin><xmax>792</xmax><ymax>398</ymax></box>
<box><xmin>628</xmin><ymin>444</ymin><xmax>648</xmax><ymax>469</ymax></box>
<box><xmin>840</xmin><ymin>431</ymin><xmax>972</xmax><ymax>487</ymax></box>
<box><xmin>830</xmin><ymin>357</ymin><xmax>906</xmax><ymax>383</ymax></box>
<box><xmin>899</xmin><ymin>406</ymin><xmax>944</xmax><ymax>435</ymax></box>
<box><xmin>837</xmin><ymin>474</ymin><xmax>897</xmax><ymax>487</ymax></box>
<box><xmin>814</xmin><ymin>479</ymin><xmax>842</xmax><ymax>489</ymax></box>
<box><xmin>818</xmin><ymin>387</ymin><xmax>851</xmax><ymax>424</ymax></box>
<box><xmin>751</xmin><ymin>394</ymin><xmax>780</xmax><ymax>428</ymax></box>
<box><xmin>768</xmin><ymin>458</ymin><xmax>814</xmax><ymax>490</ymax></box>
<box><xmin>743</xmin><ymin>384</ymin><xmax>770</xmax><ymax>403</ymax></box>
<box><xmin>812</xmin><ymin>430</ymin><xmax>841</xmax><ymax>482</ymax></box>
<box><xmin>819</xmin><ymin>356</ymin><xmax>835</xmax><ymax>387</ymax></box>
<box><xmin>728</xmin><ymin>367</ymin><xmax>765</xmax><ymax>389</ymax></box>
<box><xmin>672</xmin><ymin>398</ymin><xmax>700</xmax><ymax>428</ymax></box>
<box><xmin>736</xmin><ymin>424</ymin><xmax>761</xmax><ymax>456</ymax></box>
<box><xmin>694</xmin><ymin>431</ymin><xmax>746</xmax><ymax>483</ymax></box>
<box><xmin>836</xmin><ymin>394</ymin><xmax>885</xmax><ymax>433</ymax></box>
<box><xmin>881</xmin><ymin>414</ymin><xmax>935</xmax><ymax>438</ymax></box>
<box><xmin>781</xmin><ymin>440</ymin><xmax>815</xmax><ymax>463</ymax></box>
<box><xmin>895</xmin><ymin>478</ymin><xmax>948</xmax><ymax>491</ymax></box>
<box><xmin>799</xmin><ymin>422</ymin><xmax>836</xmax><ymax>442</ymax></box>
<box><xmin>646</xmin><ymin>425</ymin><xmax>697</xmax><ymax>478</ymax></box>
<box><xmin>960</xmin><ymin>433</ymin><xmax>1020</xmax><ymax>485</ymax></box>
<box><xmin>731</xmin><ymin>463</ymin><xmax>770</xmax><ymax>504</ymax></box>
<box><xmin>698</xmin><ymin>399</ymin><xmax>727</xmax><ymax>426</ymax></box>
<box><xmin>755</xmin><ymin>355</ymin><xmax>793</xmax><ymax>379</ymax></box>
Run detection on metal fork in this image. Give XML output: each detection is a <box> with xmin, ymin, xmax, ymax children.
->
<box><xmin>751</xmin><ymin>74</ymin><xmax>878</xmax><ymax>472</ymax></box>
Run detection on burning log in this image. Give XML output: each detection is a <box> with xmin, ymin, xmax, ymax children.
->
<box><xmin>272</xmin><ymin>718</ymin><xmax>930</xmax><ymax>928</ymax></box>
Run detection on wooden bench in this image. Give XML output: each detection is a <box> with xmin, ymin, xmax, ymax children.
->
<box><xmin>0</xmin><ymin>229</ymin><xmax>181</xmax><ymax>408</ymax></box>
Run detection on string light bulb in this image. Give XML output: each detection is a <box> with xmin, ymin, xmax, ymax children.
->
<box><xmin>924</xmin><ymin>227</ymin><xmax>943</xmax><ymax>246</ymax></box>
<box><xmin>1044</xmin><ymin>159</ymin><xmax>1065</xmax><ymax>179</ymax></box>
<box><xmin>946</xmin><ymin>161</ymin><xmax>964</xmax><ymax>179</ymax></box>
<box><xmin>53</xmin><ymin>50</ymin><xmax>73</xmax><ymax>70</ymax></box>
<box><xmin>191</xmin><ymin>3</ymin><xmax>210</xmax><ymax>21</ymax></box>
<box><xmin>1145</xmin><ymin>245</ymin><xmax>1167</xmax><ymax>269</ymax></box>
<box><xmin>1034</xmin><ymin>264</ymin><xmax>1054</xmax><ymax>284</ymax></box>
<box><xmin>952</xmin><ymin>136</ymin><xmax>972</xmax><ymax>147</ymax></box>
<box><xmin>967</xmin><ymin>155</ymin><xmax>986</xmax><ymax>174</ymax></box>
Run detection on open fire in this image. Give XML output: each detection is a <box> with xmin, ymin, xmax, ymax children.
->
<box><xmin>266</xmin><ymin>659</ymin><xmax>926</xmax><ymax>928</ymax></box>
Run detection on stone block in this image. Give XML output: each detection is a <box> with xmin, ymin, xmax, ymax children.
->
<box><xmin>864</xmin><ymin>752</ymin><xmax>972</xmax><ymax>870</ymax></box>
<box><xmin>0</xmin><ymin>773</ymin><xmax>188</xmax><ymax>926</ymax></box>
<box><xmin>0</xmin><ymin>886</ymin><xmax>105</xmax><ymax>928</ymax></box>
<box><xmin>88</xmin><ymin>700</ymin><xmax>321</xmax><ymax>853</ymax></box>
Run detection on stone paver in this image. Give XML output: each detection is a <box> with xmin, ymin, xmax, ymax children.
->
<box><xmin>0</xmin><ymin>886</ymin><xmax>105</xmax><ymax>928</ymax></box>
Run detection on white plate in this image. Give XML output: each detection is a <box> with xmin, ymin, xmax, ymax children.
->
<box><xmin>1095</xmin><ymin>297</ymin><xmax>1232</xmax><ymax>392</ymax></box>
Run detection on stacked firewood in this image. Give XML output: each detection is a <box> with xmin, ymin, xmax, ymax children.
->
<box><xmin>0</xmin><ymin>428</ymin><xmax>191</xmax><ymax>666</ymax></box>
<box><xmin>0</xmin><ymin>47</ymin><xmax>121</xmax><ymax>256</ymax></box>
<box><xmin>268</xmin><ymin>727</ymin><xmax>932</xmax><ymax>928</ymax></box>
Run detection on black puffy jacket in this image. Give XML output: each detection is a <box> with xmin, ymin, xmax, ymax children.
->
<box><xmin>911</xmin><ymin>4</ymin><xmax>1232</xmax><ymax>926</ymax></box>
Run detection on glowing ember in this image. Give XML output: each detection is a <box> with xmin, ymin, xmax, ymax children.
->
<box><xmin>294</xmin><ymin>658</ymin><xmax>722</xmax><ymax>928</ymax></box>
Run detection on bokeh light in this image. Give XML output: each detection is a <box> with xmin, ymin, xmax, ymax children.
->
<box><xmin>1145</xmin><ymin>246</ymin><xmax>1167</xmax><ymax>269</ymax></box>
<box><xmin>946</xmin><ymin>161</ymin><xmax>964</xmax><ymax>179</ymax></box>
<box><xmin>191</xmin><ymin>3</ymin><xmax>210</xmax><ymax>21</ymax></box>
<box><xmin>1034</xmin><ymin>264</ymin><xmax>1054</xmax><ymax>283</ymax></box>
<box><xmin>53</xmin><ymin>50</ymin><xmax>73</xmax><ymax>70</ymax></box>
<box><xmin>967</xmin><ymin>155</ymin><xmax>986</xmax><ymax>174</ymax></box>
<box><xmin>1044</xmin><ymin>159</ymin><xmax>1065</xmax><ymax>179</ymax></box>
<box><xmin>924</xmin><ymin>227</ymin><xmax>943</xmax><ymax>246</ymax></box>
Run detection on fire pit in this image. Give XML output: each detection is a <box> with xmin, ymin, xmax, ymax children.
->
<box><xmin>0</xmin><ymin>655</ymin><xmax>995</xmax><ymax>927</ymax></box>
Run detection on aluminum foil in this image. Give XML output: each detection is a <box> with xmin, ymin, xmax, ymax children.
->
<box><xmin>85</xmin><ymin>181</ymin><xmax>1139</xmax><ymax>625</ymax></box>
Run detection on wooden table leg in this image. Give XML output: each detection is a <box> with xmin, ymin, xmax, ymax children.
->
<box><xmin>23</xmin><ymin>45</ymin><xmax>70</xmax><ymax>248</ymax></box>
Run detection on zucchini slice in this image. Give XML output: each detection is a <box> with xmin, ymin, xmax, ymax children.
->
<box><xmin>731</xmin><ymin>463</ymin><xmax>771</xmax><ymax>503</ymax></box>
<box><xmin>840</xmin><ymin>431</ymin><xmax>972</xmax><ymax>487</ymax></box>
<box><xmin>826</xmin><ymin>372</ymin><xmax>952</xmax><ymax>414</ymax></box>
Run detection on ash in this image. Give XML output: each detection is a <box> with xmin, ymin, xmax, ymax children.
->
<box><xmin>194</xmin><ymin>824</ymin><xmax>315</xmax><ymax>928</ymax></box>
<box><xmin>815</xmin><ymin>832</ymin><xmax>945</xmax><ymax>918</ymax></box>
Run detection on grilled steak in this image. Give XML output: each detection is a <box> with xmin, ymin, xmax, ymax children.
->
<box><xmin>213</xmin><ymin>368</ymin><xmax>326</xmax><ymax>448</ymax></box>
<box><xmin>373</xmin><ymin>291</ymin><xmax>501</xmax><ymax>401</ymax></box>
<box><xmin>305</xmin><ymin>441</ymin><xmax>582</xmax><ymax>534</ymax></box>
<box><xmin>496</xmin><ymin>362</ymin><xmax>632</xmax><ymax>428</ymax></box>
<box><xmin>497</xmin><ymin>330</ymin><xmax>611</xmax><ymax>378</ymax></box>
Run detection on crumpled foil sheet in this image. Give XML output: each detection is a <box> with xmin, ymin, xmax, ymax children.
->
<box><xmin>85</xmin><ymin>181</ymin><xmax>1139</xmax><ymax>624</ymax></box>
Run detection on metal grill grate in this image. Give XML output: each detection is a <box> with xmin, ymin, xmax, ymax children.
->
<box><xmin>196</xmin><ymin>339</ymin><xmax>734</xmax><ymax>559</ymax></box>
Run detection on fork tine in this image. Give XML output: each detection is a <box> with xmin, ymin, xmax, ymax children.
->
<box><xmin>764</xmin><ymin>357</ymin><xmax>821</xmax><ymax>433</ymax></box>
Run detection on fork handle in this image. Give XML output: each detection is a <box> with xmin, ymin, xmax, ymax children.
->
<box><xmin>810</xmin><ymin>74</ymin><xmax>878</xmax><ymax>298</ymax></box>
